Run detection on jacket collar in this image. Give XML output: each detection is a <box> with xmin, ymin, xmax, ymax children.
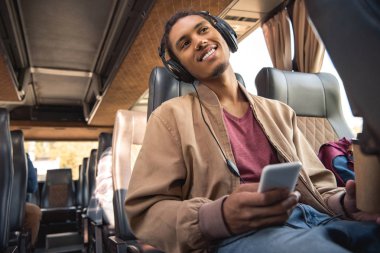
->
<box><xmin>195</xmin><ymin>81</ymin><xmax>253</xmax><ymax>107</ymax></box>
<box><xmin>194</xmin><ymin>81</ymin><xmax>290</xmax><ymax>163</ymax></box>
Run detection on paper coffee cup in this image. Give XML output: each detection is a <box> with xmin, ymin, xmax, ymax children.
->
<box><xmin>352</xmin><ymin>139</ymin><xmax>380</xmax><ymax>213</ymax></box>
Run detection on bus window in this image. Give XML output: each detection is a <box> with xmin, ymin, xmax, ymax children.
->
<box><xmin>230</xmin><ymin>27</ymin><xmax>361</xmax><ymax>136</ymax></box>
<box><xmin>230</xmin><ymin>27</ymin><xmax>273</xmax><ymax>95</ymax></box>
<box><xmin>320</xmin><ymin>52</ymin><xmax>363</xmax><ymax>135</ymax></box>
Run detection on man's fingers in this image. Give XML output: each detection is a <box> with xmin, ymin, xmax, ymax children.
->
<box><xmin>256</xmin><ymin>195</ymin><xmax>298</xmax><ymax>217</ymax></box>
<box><xmin>241</xmin><ymin>189</ymin><xmax>290</xmax><ymax>207</ymax></box>
<box><xmin>223</xmin><ymin>190</ymin><xmax>300</xmax><ymax>234</ymax></box>
<box><xmin>236</xmin><ymin>195</ymin><xmax>298</xmax><ymax>221</ymax></box>
<box><xmin>345</xmin><ymin>180</ymin><xmax>356</xmax><ymax>197</ymax></box>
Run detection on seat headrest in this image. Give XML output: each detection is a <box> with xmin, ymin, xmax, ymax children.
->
<box><xmin>255</xmin><ymin>67</ymin><xmax>354</xmax><ymax>139</ymax></box>
<box><xmin>147</xmin><ymin>66</ymin><xmax>246</xmax><ymax>119</ymax></box>
<box><xmin>42</xmin><ymin>168</ymin><xmax>75</xmax><ymax>208</ymax></box>
<box><xmin>46</xmin><ymin>168</ymin><xmax>73</xmax><ymax>185</ymax></box>
<box><xmin>255</xmin><ymin>67</ymin><xmax>343</xmax><ymax>117</ymax></box>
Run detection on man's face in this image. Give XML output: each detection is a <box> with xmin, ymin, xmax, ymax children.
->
<box><xmin>168</xmin><ymin>15</ymin><xmax>231</xmax><ymax>81</ymax></box>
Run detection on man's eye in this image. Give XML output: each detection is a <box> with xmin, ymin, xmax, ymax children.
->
<box><xmin>200</xmin><ymin>27</ymin><xmax>209</xmax><ymax>33</ymax></box>
<box><xmin>181</xmin><ymin>40</ymin><xmax>190</xmax><ymax>49</ymax></box>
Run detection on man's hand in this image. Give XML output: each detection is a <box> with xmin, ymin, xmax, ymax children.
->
<box><xmin>344</xmin><ymin>180</ymin><xmax>380</xmax><ymax>224</ymax></box>
<box><xmin>222</xmin><ymin>183</ymin><xmax>300</xmax><ymax>235</ymax></box>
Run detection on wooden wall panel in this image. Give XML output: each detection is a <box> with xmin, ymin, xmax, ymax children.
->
<box><xmin>89</xmin><ymin>0</ymin><xmax>234</xmax><ymax>126</ymax></box>
<box><xmin>0</xmin><ymin>55</ymin><xmax>20</xmax><ymax>101</ymax></box>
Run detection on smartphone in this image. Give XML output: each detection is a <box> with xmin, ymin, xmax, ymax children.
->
<box><xmin>258</xmin><ymin>161</ymin><xmax>302</xmax><ymax>193</ymax></box>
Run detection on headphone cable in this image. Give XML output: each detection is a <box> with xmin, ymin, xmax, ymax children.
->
<box><xmin>191</xmin><ymin>83</ymin><xmax>244</xmax><ymax>182</ymax></box>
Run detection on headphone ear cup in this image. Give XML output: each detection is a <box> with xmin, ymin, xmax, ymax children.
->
<box><xmin>213</xmin><ymin>16</ymin><xmax>238</xmax><ymax>53</ymax></box>
<box><xmin>166</xmin><ymin>59</ymin><xmax>195</xmax><ymax>83</ymax></box>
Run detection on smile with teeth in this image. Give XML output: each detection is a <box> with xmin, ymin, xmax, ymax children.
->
<box><xmin>201</xmin><ymin>47</ymin><xmax>216</xmax><ymax>61</ymax></box>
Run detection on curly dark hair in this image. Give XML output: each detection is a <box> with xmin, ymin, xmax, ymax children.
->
<box><xmin>159</xmin><ymin>10</ymin><xmax>213</xmax><ymax>61</ymax></box>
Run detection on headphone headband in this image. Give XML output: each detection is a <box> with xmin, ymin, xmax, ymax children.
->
<box><xmin>159</xmin><ymin>11</ymin><xmax>238</xmax><ymax>83</ymax></box>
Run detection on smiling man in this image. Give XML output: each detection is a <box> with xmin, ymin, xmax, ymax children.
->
<box><xmin>125</xmin><ymin>11</ymin><xmax>380</xmax><ymax>253</ymax></box>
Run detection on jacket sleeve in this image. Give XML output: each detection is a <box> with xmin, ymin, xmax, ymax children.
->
<box><xmin>125</xmin><ymin>111</ymin><xmax>212</xmax><ymax>252</ymax></box>
<box><xmin>290</xmin><ymin>110</ymin><xmax>344</xmax><ymax>207</ymax></box>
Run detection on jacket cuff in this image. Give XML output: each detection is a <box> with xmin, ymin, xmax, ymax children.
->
<box><xmin>327</xmin><ymin>190</ymin><xmax>350</xmax><ymax>218</ymax></box>
<box><xmin>199</xmin><ymin>196</ymin><xmax>231</xmax><ymax>240</ymax></box>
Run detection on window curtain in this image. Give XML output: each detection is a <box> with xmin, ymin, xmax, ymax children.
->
<box><xmin>291</xmin><ymin>0</ymin><xmax>325</xmax><ymax>73</ymax></box>
<box><xmin>262</xmin><ymin>9</ymin><xmax>292</xmax><ymax>71</ymax></box>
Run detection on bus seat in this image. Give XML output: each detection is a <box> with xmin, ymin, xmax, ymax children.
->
<box><xmin>9</xmin><ymin>130</ymin><xmax>27</xmax><ymax>232</ymax></box>
<box><xmin>305</xmin><ymin>0</ymin><xmax>380</xmax><ymax>154</ymax></box>
<box><xmin>87</xmin><ymin>149</ymin><xmax>98</xmax><ymax>202</ymax></box>
<box><xmin>78</xmin><ymin>157</ymin><xmax>89</xmax><ymax>245</ymax></box>
<box><xmin>81</xmin><ymin>157</ymin><xmax>89</xmax><ymax>209</ymax></box>
<box><xmin>41</xmin><ymin>168</ymin><xmax>76</xmax><ymax>209</ymax></box>
<box><xmin>76</xmin><ymin>165</ymin><xmax>83</xmax><ymax>208</ymax></box>
<box><xmin>86</xmin><ymin>133</ymin><xmax>112</xmax><ymax>252</ymax></box>
<box><xmin>0</xmin><ymin>108</ymin><xmax>14</xmax><ymax>251</ymax></box>
<box><xmin>40</xmin><ymin>168</ymin><xmax>78</xmax><ymax>235</ymax></box>
<box><xmin>255</xmin><ymin>67</ymin><xmax>355</xmax><ymax>153</ymax></box>
<box><xmin>147</xmin><ymin>66</ymin><xmax>246</xmax><ymax>119</ymax></box>
<box><xmin>109</xmin><ymin>110</ymin><xmax>153</xmax><ymax>252</ymax></box>
<box><xmin>9</xmin><ymin>130</ymin><xmax>29</xmax><ymax>249</ymax></box>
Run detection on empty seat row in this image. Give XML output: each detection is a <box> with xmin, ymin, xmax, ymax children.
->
<box><xmin>0</xmin><ymin>109</ymin><xmax>32</xmax><ymax>252</ymax></box>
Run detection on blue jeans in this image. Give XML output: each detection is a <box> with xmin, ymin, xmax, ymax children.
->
<box><xmin>214</xmin><ymin>204</ymin><xmax>380</xmax><ymax>253</ymax></box>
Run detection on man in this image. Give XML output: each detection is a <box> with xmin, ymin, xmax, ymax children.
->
<box><xmin>125</xmin><ymin>11</ymin><xmax>380</xmax><ymax>253</ymax></box>
<box><xmin>24</xmin><ymin>153</ymin><xmax>42</xmax><ymax>247</ymax></box>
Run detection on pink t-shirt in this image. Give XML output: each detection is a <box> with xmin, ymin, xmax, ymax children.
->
<box><xmin>223</xmin><ymin>106</ymin><xmax>279</xmax><ymax>182</ymax></box>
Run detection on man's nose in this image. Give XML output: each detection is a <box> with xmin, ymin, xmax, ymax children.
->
<box><xmin>195</xmin><ymin>39</ymin><xmax>207</xmax><ymax>50</ymax></box>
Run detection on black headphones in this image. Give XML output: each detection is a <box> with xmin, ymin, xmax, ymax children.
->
<box><xmin>159</xmin><ymin>11</ymin><xmax>238</xmax><ymax>83</ymax></box>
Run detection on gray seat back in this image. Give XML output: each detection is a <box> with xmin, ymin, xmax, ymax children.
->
<box><xmin>81</xmin><ymin>158</ymin><xmax>89</xmax><ymax>208</ymax></box>
<box><xmin>87</xmin><ymin>149</ymin><xmax>98</xmax><ymax>200</ymax></box>
<box><xmin>10</xmin><ymin>130</ymin><xmax>27</xmax><ymax>232</ymax></box>
<box><xmin>0</xmin><ymin>108</ymin><xmax>13</xmax><ymax>251</ymax></box>
<box><xmin>255</xmin><ymin>67</ymin><xmax>354</xmax><ymax>152</ymax></box>
<box><xmin>41</xmin><ymin>168</ymin><xmax>76</xmax><ymax>208</ymax></box>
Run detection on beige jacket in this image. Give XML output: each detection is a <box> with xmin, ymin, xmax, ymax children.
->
<box><xmin>125</xmin><ymin>84</ymin><xmax>344</xmax><ymax>253</ymax></box>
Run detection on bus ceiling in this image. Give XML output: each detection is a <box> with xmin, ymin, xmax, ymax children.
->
<box><xmin>0</xmin><ymin>0</ymin><xmax>287</xmax><ymax>140</ymax></box>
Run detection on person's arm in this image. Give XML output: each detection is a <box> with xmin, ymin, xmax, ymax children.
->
<box><xmin>26</xmin><ymin>153</ymin><xmax>38</xmax><ymax>193</ymax></box>
<box><xmin>125</xmin><ymin>112</ymin><xmax>212</xmax><ymax>252</ymax></box>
